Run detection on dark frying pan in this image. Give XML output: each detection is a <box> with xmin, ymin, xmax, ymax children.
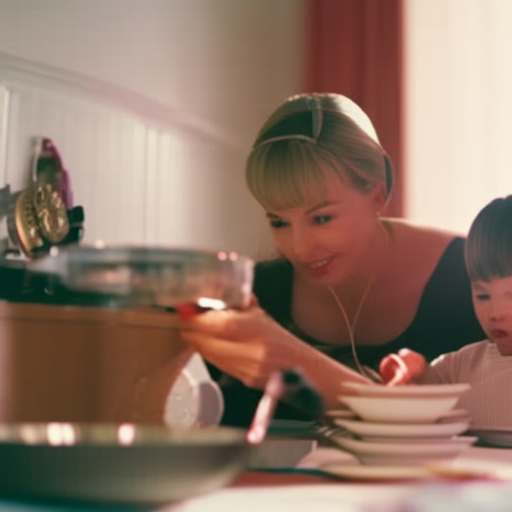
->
<box><xmin>0</xmin><ymin>369</ymin><xmax>323</xmax><ymax>506</ymax></box>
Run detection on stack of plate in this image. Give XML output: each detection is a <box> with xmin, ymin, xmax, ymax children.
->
<box><xmin>326</xmin><ymin>382</ymin><xmax>476</xmax><ymax>470</ymax></box>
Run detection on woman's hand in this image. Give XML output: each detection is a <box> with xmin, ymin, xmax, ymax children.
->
<box><xmin>379</xmin><ymin>348</ymin><xmax>427</xmax><ymax>385</ymax></box>
<box><xmin>179</xmin><ymin>304</ymin><xmax>308</xmax><ymax>390</ymax></box>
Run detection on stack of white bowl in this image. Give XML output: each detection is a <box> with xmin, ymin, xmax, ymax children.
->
<box><xmin>326</xmin><ymin>382</ymin><xmax>476</xmax><ymax>469</ymax></box>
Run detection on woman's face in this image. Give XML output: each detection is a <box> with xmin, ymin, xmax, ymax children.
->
<box><xmin>265</xmin><ymin>171</ymin><xmax>384</xmax><ymax>286</ymax></box>
<box><xmin>471</xmin><ymin>275</ymin><xmax>512</xmax><ymax>355</ymax></box>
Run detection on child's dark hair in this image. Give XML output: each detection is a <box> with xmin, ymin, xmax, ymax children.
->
<box><xmin>465</xmin><ymin>195</ymin><xmax>512</xmax><ymax>281</ymax></box>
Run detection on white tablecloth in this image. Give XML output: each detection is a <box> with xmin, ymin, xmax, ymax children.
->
<box><xmin>167</xmin><ymin>446</ymin><xmax>512</xmax><ymax>512</ymax></box>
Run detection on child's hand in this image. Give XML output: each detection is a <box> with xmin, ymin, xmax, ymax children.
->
<box><xmin>379</xmin><ymin>348</ymin><xmax>426</xmax><ymax>385</ymax></box>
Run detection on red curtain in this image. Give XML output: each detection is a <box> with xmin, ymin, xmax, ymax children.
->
<box><xmin>305</xmin><ymin>0</ymin><xmax>404</xmax><ymax>217</ymax></box>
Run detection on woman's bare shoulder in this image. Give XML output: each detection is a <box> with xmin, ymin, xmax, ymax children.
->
<box><xmin>384</xmin><ymin>218</ymin><xmax>463</xmax><ymax>272</ymax></box>
<box><xmin>386</xmin><ymin>218</ymin><xmax>461</xmax><ymax>248</ymax></box>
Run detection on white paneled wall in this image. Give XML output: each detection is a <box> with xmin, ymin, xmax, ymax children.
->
<box><xmin>0</xmin><ymin>0</ymin><xmax>305</xmax><ymax>258</ymax></box>
<box><xmin>0</xmin><ymin>71</ymin><xmax>259</xmax><ymax>252</ymax></box>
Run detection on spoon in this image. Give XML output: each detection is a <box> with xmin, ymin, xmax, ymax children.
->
<box><xmin>246</xmin><ymin>368</ymin><xmax>324</xmax><ymax>444</ymax></box>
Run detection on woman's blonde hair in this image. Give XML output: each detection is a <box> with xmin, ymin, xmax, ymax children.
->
<box><xmin>245</xmin><ymin>93</ymin><xmax>393</xmax><ymax>211</ymax></box>
<box><xmin>465</xmin><ymin>195</ymin><xmax>512</xmax><ymax>281</ymax></box>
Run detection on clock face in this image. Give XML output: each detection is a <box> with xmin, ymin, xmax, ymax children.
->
<box><xmin>10</xmin><ymin>184</ymin><xmax>70</xmax><ymax>258</ymax></box>
<box><xmin>32</xmin><ymin>184</ymin><xmax>69</xmax><ymax>244</ymax></box>
<box><xmin>3</xmin><ymin>137</ymin><xmax>81</xmax><ymax>259</ymax></box>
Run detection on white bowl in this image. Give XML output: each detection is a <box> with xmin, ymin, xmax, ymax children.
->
<box><xmin>334</xmin><ymin>417</ymin><xmax>470</xmax><ymax>440</ymax></box>
<box><xmin>342</xmin><ymin>382</ymin><xmax>470</xmax><ymax>398</ymax></box>
<box><xmin>331</xmin><ymin>435</ymin><xmax>477</xmax><ymax>466</ymax></box>
<box><xmin>338</xmin><ymin>394</ymin><xmax>460</xmax><ymax>424</ymax></box>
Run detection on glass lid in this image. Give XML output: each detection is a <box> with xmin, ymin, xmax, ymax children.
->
<box><xmin>27</xmin><ymin>244</ymin><xmax>254</xmax><ymax>309</ymax></box>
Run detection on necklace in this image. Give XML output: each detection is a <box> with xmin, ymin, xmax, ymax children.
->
<box><xmin>327</xmin><ymin>279</ymin><xmax>381</xmax><ymax>382</ymax></box>
<box><xmin>326</xmin><ymin>222</ymin><xmax>390</xmax><ymax>382</ymax></box>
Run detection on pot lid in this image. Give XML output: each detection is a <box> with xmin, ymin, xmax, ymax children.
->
<box><xmin>27</xmin><ymin>244</ymin><xmax>254</xmax><ymax>309</ymax></box>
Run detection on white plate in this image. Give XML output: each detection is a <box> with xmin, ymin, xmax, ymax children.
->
<box><xmin>436</xmin><ymin>409</ymin><xmax>471</xmax><ymax>423</ymax></box>
<box><xmin>338</xmin><ymin>394</ymin><xmax>459</xmax><ymax>423</ymax></box>
<box><xmin>331</xmin><ymin>435</ymin><xmax>477</xmax><ymax>466</ymax></box>
<box><xmin>324</xmin><ymin>409</ymin><xmax>357</xmax><ymax>419</ymax></box>
<box><xmin>333</xmin><ymin>417</ymin><xmax>469</xmax><ymax>439</ymax></box>
<box><xmin>323</xmin><ymin>464</ymin><xmax>431</xmax><ymax>481</ymax></box>
<box><xmin>362</xmin><ymin>435</ymin><xmax>471</xmax><ymax>444</ymax></box>
<box><xmin>342</xmin><ymin>382</ymin><xmax>470</xmax><ymax>398</ymax></box>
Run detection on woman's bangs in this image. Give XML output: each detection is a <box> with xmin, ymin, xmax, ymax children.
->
<box><xmin>246</xmin><ymin>141</ymin><xmax>328</xmax><ymax>211</ymax></box>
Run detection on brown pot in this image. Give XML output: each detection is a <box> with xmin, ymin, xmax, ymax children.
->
<box><xmin>0</xmin><ymin>301</ymin><xmax>192</xmax><ymax>424</ymax></box>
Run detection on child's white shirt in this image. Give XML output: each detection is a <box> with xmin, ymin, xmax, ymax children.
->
<box><xmin>424</xmin><ymin>340</ymin><xmax>512</xmax><ymax>430</ymax></box>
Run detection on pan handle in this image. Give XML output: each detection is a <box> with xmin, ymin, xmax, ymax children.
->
<box><xmin>246</xmin><ymin>368</ymin><xmax>324</xmax><ymax>444</ymax></box>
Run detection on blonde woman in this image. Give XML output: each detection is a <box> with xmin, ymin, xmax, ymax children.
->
<box><xmin>181</xmin><ymin>93</ymin><xmax>485</xmax><ymax>426</ymax></box>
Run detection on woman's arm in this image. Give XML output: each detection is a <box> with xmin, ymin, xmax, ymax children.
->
<box><xmin>179</xmin><ymin>306</ymin><xmax>370</xmax><ymax>411</ymax></box>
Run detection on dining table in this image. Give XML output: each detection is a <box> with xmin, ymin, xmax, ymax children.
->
<box><xmin>1</xmin><ymin>440</ymin><xmax>511</xmax><ymax>512</ymax></box>
<box><xmin>165</xmin><ymin>443</ymin><xmax>512</xmax><ymax>512</ymax></box>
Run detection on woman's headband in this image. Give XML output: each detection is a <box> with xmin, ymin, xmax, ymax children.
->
<box><xmin>251</xmin><ymin>95</ymin><xmax>393</xmax><ymax>197</ymax></box>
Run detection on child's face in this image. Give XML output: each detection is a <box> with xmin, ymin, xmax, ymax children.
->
<box><xmin>471</xmin><ymin>275</ymin><xmax>512</xmax><ymax>355</ymax></box>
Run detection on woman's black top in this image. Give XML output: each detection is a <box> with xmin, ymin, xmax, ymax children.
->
<box><xmin>211</xmin><ymin>237</ymin><xmax>486</xmax><ymax>426</ymax></box>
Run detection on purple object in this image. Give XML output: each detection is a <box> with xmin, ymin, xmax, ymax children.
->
<box><xmin>34</xmin><ymin>137</ymin><xmax>74</xmax><ymax>209</ymax></box>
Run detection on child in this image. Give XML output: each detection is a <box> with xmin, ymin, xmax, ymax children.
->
<box><xmin>380</xmin><ymin>195</ymin><xmax>512</xmax><ymax>431</ymax></box>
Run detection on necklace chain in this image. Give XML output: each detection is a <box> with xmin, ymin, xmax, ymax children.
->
<box><xmin>327</xmin><ymin>276</ymin><xmax>381</xmax><ymax>381</ymax></box>
<box><xmin>326</xmin><ymin>222</ymin><xmax>390</xmax><ymax>382</ymax></box>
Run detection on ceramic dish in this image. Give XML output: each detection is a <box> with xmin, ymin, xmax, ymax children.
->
<box><xmin>324</xmin><ymin>409</ymin><xmax>357</xmax><ymax>420</ymax></box>
<box><xmin>323</xmin><ymin>462</ymin><xmax>501</xmax><ymax>481</ymax></box>
<box><xmin>333</xmin><ymin>417</ymin><xmax>470</xmax><ymax>440</ymax></box>
<box><xmin>330</xmin><ymin>435</ymin><xmax>477</xmax><ymax>466</ymax></box>
<box><xmin>338</xmin><ymin>394</ymin><xmax>459</xmax><ymax>423</ymax></box>
<box><xmin>342</xmin><ymin>382</ymin><xmax>470</xmax><ymax>398</ymax></box>
<box><xmin>363</xmin><ymin>436</ymin><xmax>471</xmax><ymax>444</ymax></box>
<box><xmin>436</xmin><ymin>409</ymin><xmax>471</xmax><ymax>423</ymax></box>
<box><xmin>322</xmin><ymin>463</ymin><xmax>431</xmax><ymax>481</ymax></box>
